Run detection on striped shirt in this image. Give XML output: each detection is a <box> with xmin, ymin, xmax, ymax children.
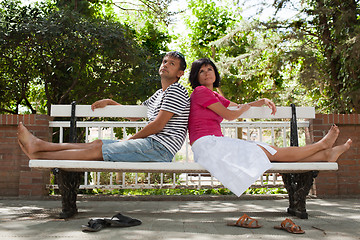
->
<box><xmin>142</xmin><ymin>82</ymin><xmax>190</xmax><ymax>156</ymax></box>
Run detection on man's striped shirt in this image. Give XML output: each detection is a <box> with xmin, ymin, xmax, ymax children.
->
<box><xmin>142</xmin><ymin>82</ymin><xmax>190</xmax><ymax>156</ymax></box>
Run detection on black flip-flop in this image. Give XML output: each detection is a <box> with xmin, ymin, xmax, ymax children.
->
<box><xmin>105</xmin><ymin>213</ymin><xmax>142</xmax><ymax>227</ymax></box>
<box><xmin>82</xmin><ymin>219</ymin><xmax>110</xmax><ymax>232</ymax></box>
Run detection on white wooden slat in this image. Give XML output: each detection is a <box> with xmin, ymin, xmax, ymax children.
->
<box><xmin>221</xmin><ymin>121</ymin><xmax>310</xmax><ymax>128</ymax></box>
<box><xmin>228</xmin><ymin>106</ymin><xmax>315</xmax><ymax>119</ymax></box>
<box><xmin>59</xmin><ymin>127</ymin><xmax>63</xmax><ymax>143</ymax></box>
<box><xmin>29</xmin><ymin>160</ymin><xmax>338</xmax><ymax>173</ymax></box>
<box><xmin>49</xmin><ymin>121</ymin><xmax>309</xmax><ymax>129</ymax></box>
<box><xmin>49</xmin><ymin>121</ymin><xmax>148</xmax><ymax>128</ymax></box>
<box><xmin>51</xmin><ymin>105</ymin><xmax>148</xmax><ymax>118</ymax></box>
<box><xmin>51</xmin><ymin>105</ymin><xmax>315</xmax><ymax>119</ymax></box>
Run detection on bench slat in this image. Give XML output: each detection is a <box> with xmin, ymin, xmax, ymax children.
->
<box><xmin>228</xmin><ymin>106</ymin><xmax>315</xmax><ymax>119</ymax></box>
<box><xmin>48</xmin><ymin>121</ymin><xmax>310</xmax><ymax>128</ymax></box>
<box><xmin>29</xmin><ymin>160</ymin><xmax>337</xmax><ymax>174</ymax></box>
<box><xmin>51</xmin><ymin>105</ymin><xmax>315</xmax><ymax>119</ymax></box>
<box><xmin>51</xmin><ymin>105</ymin><xmax>148</xmax><ymax>118</ymax></box>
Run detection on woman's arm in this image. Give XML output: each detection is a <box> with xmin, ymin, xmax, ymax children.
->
<box><xmin>207</xmin><ymin>97</ymin><xmax>277</xmax><ymax>120</ymax></box>
<box><xmin>228</xmin><ymin>101</ymin><xmax>239</xmax><ymax>107</ymax></box>
<box><xmin>247</xmin><ymin>98</ymin><xmax>277</xmax><ymax>115</ymax></box>
<box><xmin>207</xmin><ymin>102</ymin><xmax>250</xmax><ymax>121</ymax></box>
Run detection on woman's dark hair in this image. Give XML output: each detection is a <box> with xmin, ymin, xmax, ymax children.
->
<box><xmin>188</xmin><ymin>58</ymin><xmax>220</xmax><ymax>89</ymax></box>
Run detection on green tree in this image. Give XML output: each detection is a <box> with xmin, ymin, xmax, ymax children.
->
<box><xmin>209</xmin><ymin>20</ymin><xmax>310</xmax><ymax>106</ymax></box>
<box><xmin>0</xmin><ymin>0</ymin><xmax>45</xmax><ymax>114</ymax></box>
<box><xmin>201</xmin><ymin>0</ymin><xmax>360</xmax><ymax>112</ymax></box>
<box><xmin>0</xmin><ymin>0</ymin><xmax>171</xmax><ymax>114</ymax></box>
<box><xmin>178</xmin><ymin>0</ymin><xmax>292</xmax><ymax>104</ymax></box>
<box><xmin>270</xmin><ymin>0</ymin><xmax>360</xmax><ymax>113</ymax></box>
<box><xmin>184</xmin><ymin>0</ymin><xmax>237</xmax><ymax>60</ymax></box>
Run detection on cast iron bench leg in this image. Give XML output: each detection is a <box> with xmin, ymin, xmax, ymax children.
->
<box><xmin>54</xmin><ymin>101</ymin><xmax>82</xmax><ymax>219</ymax></box>
<box><xmin>282</xmin><ymin>171</ymin><xmax>319</xmax><ymax>219</ymax></box>
<box><xmin>56</xmin><ymin>169</ymin><xmax>81</xmax><ymax>219</ymax></box>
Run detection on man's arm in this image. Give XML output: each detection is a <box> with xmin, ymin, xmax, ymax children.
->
<box><xmin>91</xmin><ymin>99</ymin><xmax>120</xmax><ymax>111</ymax></box>
<box><xmin>129</xmin><ymin>110</ymin><xmax>174</xmax><ymax>140</ymax></box>
<box><xmin>91</xmin><ymin>99</ymin><xmax>143</xmax><ymax>121</ymax></box>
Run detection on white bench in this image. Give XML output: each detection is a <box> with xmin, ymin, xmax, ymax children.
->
<box><xmin>29</xmin><ymin>103</ymin><xmax>337</xmax><ymax>219</ymax></box>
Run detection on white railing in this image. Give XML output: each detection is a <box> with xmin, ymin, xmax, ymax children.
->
<box><xmin>48</xmin><ymin>120</ymin><xmax>309</xmax><ymax>191</ymax></box>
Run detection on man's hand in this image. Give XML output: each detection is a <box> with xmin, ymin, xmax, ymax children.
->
<box><xmin>91</xmin><ymin>99</ymin><xmax>120</xmax><ymax>111</ymax></box>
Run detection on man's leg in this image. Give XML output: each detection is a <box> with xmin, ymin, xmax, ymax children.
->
<box><xmin>18</xmin><ymin>123</ymin><xmax>103</xmax><ymax>160</ymax></box>
<box><xmin>18</xmin><ymin>122</ymin><xmax>103</xmax><ymax>218</ymax></box>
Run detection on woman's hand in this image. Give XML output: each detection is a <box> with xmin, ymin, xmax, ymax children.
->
<box><xmin>247</xmin><ymin>98</ymin><xmax>277</xmax><ymax>115</ymax></box>
<box><xmin>262</xmin><ymin>98</ymin><xmax>277</xmax><ymax>115</ymax></box>
<box><xmin>91</xmin><ymin>99</ymin><xmax>120</xmax><ymax>111</ymax></box>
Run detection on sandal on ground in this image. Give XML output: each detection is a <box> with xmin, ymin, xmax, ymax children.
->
<box><xmin>104</xmin><ymin>213</ymin><xmax>142</xmax><ymax>227</ymax></box>
<box><xmin>82</xmin><ymin>219</ymin><xmax>110</xmax><ymax>232</ymax></box>
<box><xmin>274</xmin><ymin>218</ymin><xmax>305</xmax><ymax>234</ymax></box>
<box><xmin>226</xmin><ymin>214</ymin><xmax>262</xmax><ymax>228</ymax></box>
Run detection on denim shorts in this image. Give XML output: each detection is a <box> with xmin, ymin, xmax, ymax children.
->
<box><xmin>101</xmin><ymin>138</ymin><xmax>173</xmax><ymax>162</ymax></box>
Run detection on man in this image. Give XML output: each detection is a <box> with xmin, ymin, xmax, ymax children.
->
<box><xmin>18</xmin><ymin>51</ymin><xmax>190</xmax><ymax>163</ymax></box>
<box><xmin>17</xmin><ymin>51</ymin><xmax>189</xmax><ymax>219</ymax></box>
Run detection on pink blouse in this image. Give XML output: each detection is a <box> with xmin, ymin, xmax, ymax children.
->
<box><xmin>188</xmin><ymin>86</ymin><xmax>230</xmax><ymax>144</ymax></box>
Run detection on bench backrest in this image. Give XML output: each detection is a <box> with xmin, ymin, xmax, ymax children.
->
<box><xmin>51</xmin><ymin>104</ymin><xmax>315</xmax><ymax>119</ymax></box>
<box><xmin>47</xmin><ymin>104</ymin><xmax>317</xmax><ymax>190</ymax></box>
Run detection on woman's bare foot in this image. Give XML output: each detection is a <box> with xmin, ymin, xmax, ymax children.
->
<box><xmin>318</xmin><ymin>125</ymin><xmax>340</xmax><ymax>149</ymax></box>
<box><xmin>17</xmin><ymin>122</ymin><xmax>44</xmax><ymax>155</ymax></box>
<box><xmin>327</xmin><ymin>139</ymin><xmax>352</xmax><ymax>162</ymax></box>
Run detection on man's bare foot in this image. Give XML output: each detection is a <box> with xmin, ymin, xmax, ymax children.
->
<box><xmin>328</xmin><ymin>139</ymin><xmax>352</xmax><ymax>162</ymax></box>
<box><xmin>17</xmin><ymin>122</ymin><xmax>43</xmax><ymax>155</ymax></box>
<box><xmin>318</xmin><ymin>125</ymin><xmax>340</xmax><ymax>149</ymax></box>
<box><xmin>18</xmin><ymin>139</ymin><xmax>33</xmax><ymax>159</ymax></box>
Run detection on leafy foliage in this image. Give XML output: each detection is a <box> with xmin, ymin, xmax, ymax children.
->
<box><xmin>180</xmin><ymin>0</ymin><xmax>360</xmax><ymax>113</ymax></box>
<box><xmin>185</xmin><ymin>0</ymin><xmax>237</xmax><ymax>60</ymax></box>
<box><xmin>0</xmin><ymin>0</ymin><xmax>171</xmax><ymax>114</ymax></box>
<box><xmin>271</xmin><ymin>0</ymin><xmax>360</xmax><ymax>113</ymax></box>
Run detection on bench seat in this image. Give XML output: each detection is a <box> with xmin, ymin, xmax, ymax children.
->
<box><xmin>29</xmin><ymin>160</ymin><xmax>338</xmax><ymax>174</ymax></box>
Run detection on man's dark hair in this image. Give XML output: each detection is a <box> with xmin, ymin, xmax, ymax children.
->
<box><xmin>188</xmin><ymin>58</ymin><xmax>220</xmax><ymax>89</ymax></box>
<box><xmin>164</xmin><ymin>51</ymin><xmax>187</xmax><ymax>71</ymax></box>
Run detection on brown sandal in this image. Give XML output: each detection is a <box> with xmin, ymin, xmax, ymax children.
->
<box><xmin>274</xmin><ymin>218</ymin><xmax>305</xmax><ymax>234</ymax></box>
<box><xmin>227</xmin><ymin>214</ymin><xmax>262</xmax><ymax>228</ymax></box>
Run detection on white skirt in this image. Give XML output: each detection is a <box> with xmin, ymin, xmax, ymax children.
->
<box><xmin>191</xmin><ymin>136</ymin><xmax>275</xmax><ymax>197</ymax></box>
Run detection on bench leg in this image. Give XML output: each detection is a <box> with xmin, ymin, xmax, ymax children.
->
<box><xmin>55</xmin><ymin>169</ymin><xmax>82</xmax><ymax>219</ymax></box>
<box><xmin>281</xmin><ymin>171</ymin><xmax>318</xmax><ymax>219</ymax></box>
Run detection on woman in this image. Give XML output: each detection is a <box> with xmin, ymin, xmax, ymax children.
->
<box><xmin>188</xmin><ymin>58</ymin><xmax>352</xmax><ymax>197</ymax></box>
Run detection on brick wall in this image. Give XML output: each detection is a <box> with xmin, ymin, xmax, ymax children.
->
<box><xmin>309</xmin><ymin>114</ymin><xmax>360</xmax><ymax>196</ymax></box>
<box><xmin>0</xmin><ymin>115</ymin><xmax>52</xmax><ymax>198</ymax></box>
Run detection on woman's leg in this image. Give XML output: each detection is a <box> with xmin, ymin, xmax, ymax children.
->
<box><xmin>18</xmin><ymin>122</ymin><xmax>104</xmax><ymax>161</ymax></box>
<box><xmin>298</xmin><ymin>139</ymin><xmax>352</xmax><ymax>162</ymax></box>
<box><xmin>259</xmin><ymin>125</ymin><xmax>349</xmax><ymax>162</ymax></box>
<box><xmin>260</xmin><ymin>139</ymin><xmax>351</xmax><ymax>162</ymax></box>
